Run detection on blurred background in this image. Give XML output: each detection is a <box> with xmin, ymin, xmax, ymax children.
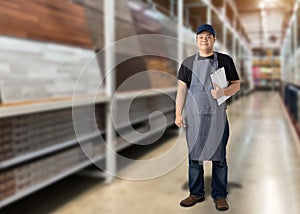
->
<box><xmin>0</xmin><ymin>0</ymin><xmax>300</xmax><ymax>213</ymax></box>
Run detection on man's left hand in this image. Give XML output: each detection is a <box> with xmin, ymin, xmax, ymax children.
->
<box><xmin>211</xmin><ymin>83</ymin><xmax>224</xmax><ymax>99</ymax></box>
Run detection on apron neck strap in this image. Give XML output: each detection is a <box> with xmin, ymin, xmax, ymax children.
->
<box><xmin>194</xmin><ymin>52</ymin><xmax>218</xmax><ymax>70</ymax></box>
<box><xmin>213</xmin><ymin>52</ymin><xmax>218</xmax><ymax>70</ymax></box>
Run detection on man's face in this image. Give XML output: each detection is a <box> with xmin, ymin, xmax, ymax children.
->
<box><xmin>196</xmin><ymin>31</ymin><xmax>215</xmax><ymax>52</ymax></box>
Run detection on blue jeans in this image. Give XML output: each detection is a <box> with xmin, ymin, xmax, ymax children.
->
<box><xmin>188</xmin><ymin>120</ymin><xmax>229</xmax><ymax>200</ymax></box>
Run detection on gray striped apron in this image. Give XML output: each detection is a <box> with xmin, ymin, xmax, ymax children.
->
<box><xmin>185</xmin><ymin>52</ymin><xmax>227</xmax><ymax>161</ymax></box>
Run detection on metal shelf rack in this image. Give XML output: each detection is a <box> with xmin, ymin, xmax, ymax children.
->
<box><xmin>0</xmin><ymin>0</ymin><xmax>254</xmax><ymax>208</ymax></box>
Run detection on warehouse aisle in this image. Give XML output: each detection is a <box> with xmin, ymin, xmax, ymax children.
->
<box><xmin>2</xmin><ymin>91</ymin><xmax>300</xmax><ymax>214</ymax></box>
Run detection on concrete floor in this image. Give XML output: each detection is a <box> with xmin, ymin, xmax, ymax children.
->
<box><xmin>2</xmin><ymin>91</ymin><xmax>300</xmax><ymax>214</ymax></box>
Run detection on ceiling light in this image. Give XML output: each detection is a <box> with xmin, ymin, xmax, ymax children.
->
<box><xmin>259</xmin><ymin>2</ymin><xmax>265</xmax><ymax>9</ymax></box>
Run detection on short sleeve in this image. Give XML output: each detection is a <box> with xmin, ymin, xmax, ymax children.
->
<box><xmin>225</xmin><ymin>56</ymin><xmax>239</xmax><ymax>81</ymax></box>
<box><xmin>177</xmin><ymin>57</ymin><xmax>193</xmax><ymax>88</ymax></box>
<box><xmin>178</xmin><ymin>63</ymin><xmax>188</xmax><ymax>83</ymax></box>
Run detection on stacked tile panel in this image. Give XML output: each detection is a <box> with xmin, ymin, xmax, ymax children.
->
<box><xmin>0</xmin><ymin>103</ymin><xmax>106</xmax><ymax>207</ymax></box>
<box><xmin>0</xmin><ymin>36</ymin><xmax>102</xmax><ymax>103</ymax></box>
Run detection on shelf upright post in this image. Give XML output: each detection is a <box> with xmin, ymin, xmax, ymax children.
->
<box><xmin>185</xmin><ymin>6</ymin><xmax>189</xmax><ymax>28</ymax></box>
<box><xmin>232</xmin><ymin>15</ymin><xmax>237</xmax><ymax>61</ymax></box>
<box><xmin>177</xmin><ymin>0</ymin><xmax>183</xmax><ymax>71</ymax></box>
<box><xmin>294</xmin><ymin>15</ymin><xmax>298</xmax><ymax>83</ymax></box>
<box><xmin>281</xmin><ymin>42</ymin><xmax>285</xmax><ymax>83</ymax></box>
<box><xmin>104</xmin><ymin>0</ymin><xmax>116</xmax><ymax>183</ymax></box>
<box><xmin>223</xmin><ymin>1</ymin><xmax>227</xmax><ymax>52</ymax></box>
<box><xmin>233</xmin><ymin>36</ymin><xmax>236</xmax><ymax>59</ymax></box>
<box><xmin>176</xmin><ymin>0</ymin><xmax>184</xmax><ymax>135</ymax></box>
<box><xmin>170</xmin><ymin>0</ymin><xmax>175</xmax><ymax>19</ymax></box>
<box><xmin>207</xmin><ymin>3</ymin><xmax>211</xmax><ymax>24</ymax></box>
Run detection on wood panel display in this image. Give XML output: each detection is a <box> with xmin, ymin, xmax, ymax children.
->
<box><xmin>128</xmin><ymin>0</ymin><xmax>178</xmax><ymax>89</ymax></box>
<box><xmin>73</xmin><ymin>0</ymin><xmax>104</xmax><ymax>49</ymax></box>
<box><xmin>144</xmin><ymin>56</ymin><xmax>177</xmax><ymax>88</ymax></box>
<box><xmin>211</xmin><ymin>10</ymin><xmax>224</xmax><ymax>44</ymax></box>
<box><xmin>0</xmin><ymin>0</ymin><xmax>93</xmax><ymax>48</ymax></box>
<box><xmin>74</xmin><ymin>0</ymin><xmax>178</xmax><ymax>90</ymax></box>
<box><xmin>115</xmin><ymin>55</ymin><xmax>151</xmax><ymax>91</ymax></box>
<box><xmin>73</xmin><ymin>0</ymin><xmax>138</xmax><ymax>50</ymax></box>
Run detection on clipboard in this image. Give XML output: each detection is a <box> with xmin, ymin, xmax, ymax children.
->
<box><xmin>210</xmin><ymin>67</ymin><xmax>230</xmax><ymax>105</ymax></box>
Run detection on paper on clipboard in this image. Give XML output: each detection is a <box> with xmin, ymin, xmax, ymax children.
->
<box><xmin>210</xmin><ymin>67</ymin><xmax>230</xmax><ymax>105</ymax></box>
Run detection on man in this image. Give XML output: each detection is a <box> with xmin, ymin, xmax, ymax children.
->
<box><xmin>175</xmin><ymin>24</ymin><xmax>240</xmax><ymax>211</ymax></box>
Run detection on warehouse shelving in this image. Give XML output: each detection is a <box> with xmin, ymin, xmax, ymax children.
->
<box><xmin>0</xmin><ymin>96</ymin><xmax>109</xmax><ymax>119</ymax></box>
<box><xmin>0</xmin><ymin>141</ymin><xmax>106</xmax><ymax>208</ymax></box>
<box><xmin>0</xmin><ymin>131</ymin><xmax>100</xmax><ymax>170</ymax></box>
<box><xmin>0</xmin><ymin>0</ymin><xmax>253</xmax><ymax>208</ymax></box>
<box><xmin>0</xmin><ymin>0</ymin><xmax>111</xmax><ymax>206</ymax></box>
<box><xmin>0</xmin><ymin>96</ymin><xmax>109</xmax><ymax>207</ymax></box>
<box><xmin>281</xmin><ymin>0</ymin><xmax>300</xmax><ymax>138</ymax></box>
<box><xmin>142</xmin><ymin>0</ymin><xmax>253</xmax><ymax>94</ymax></box>
<box><xmin>252</xmin><ymin>55</ymin><xmax>281</xmax><ymax>90</ymax></box>
<box><xmin>114</xmin><ymin>87</ymin><xmax>177</xmax><ymax>130</ymax></box>
<box><xmin>209</xmin><ymin>0</ymin><xmax>253</xmax><ymax>97</ymax></box>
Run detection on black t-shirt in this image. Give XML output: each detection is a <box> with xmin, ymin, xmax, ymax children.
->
<box><xmin>178</xmin><ymin>52</ymin><xmax>239</xmax><ymax>88</ymax></box>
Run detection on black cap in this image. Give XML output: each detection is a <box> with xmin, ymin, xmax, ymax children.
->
<box><xmin>196</xmin><ymin>24</ymin><xmax>215</xmax><ymax>37</ymax></box>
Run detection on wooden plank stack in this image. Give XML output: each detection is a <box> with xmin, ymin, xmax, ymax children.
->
<box><xmin>0</xmin><ymin>0</ymin><xmax>93</xmax><ymax>48</ymax></box>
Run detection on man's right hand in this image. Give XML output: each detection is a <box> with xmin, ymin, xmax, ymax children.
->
<box><xmin>175</xmin><ymin>114</ymin><xmax>183</xmax><ymax>127</ymax></box>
